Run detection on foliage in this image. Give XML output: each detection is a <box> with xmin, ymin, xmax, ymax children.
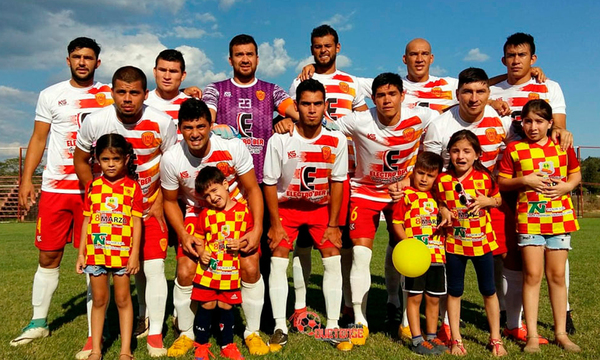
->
<box><xmin>580</xmin><ymin>156</ymin><xmax>600</xmax><ymax>194</ymax></box>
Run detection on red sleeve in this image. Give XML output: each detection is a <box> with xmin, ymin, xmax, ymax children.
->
<box><xmin>392</xmin><ymin>198</ymin><xmax>407</xmax><ymax>222</ymax></box>
<box><xmin>566</xmin><ymin>147</ymin><xmax>580</xmax><ymax>173</ymax></box>
<box><xmin>497</xmin><ymin>143</ymin><xmax>516</xmax><ymax>179</ymax></box>
<box><xmin>194</xmin><ymin>210</ymin><xmax>208</xmax><ymax>239</ymax></box>
<box><xmin>131</xmin><ymin>182</ymin><xmax>144</xmax><ymax>217</ymax></box>
<box><xmin>83</xmin><ymin>180</ymin><xmax>93</xmax><ymax>216</ymax></box>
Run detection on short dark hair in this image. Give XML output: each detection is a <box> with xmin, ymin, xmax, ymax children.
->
<box><xmin>112</xmin><ymin>66</ymin><xmax>147</xmax><ymax>91</ymax></box>
<box><xmin>68</xmin><ymin>37</ymin><xmax>101</xmax><ymax>58</ymax></box>
<box><xmin>295</xmin><ymin>79</ymin><xmax>326</xmax><ymax>102</ymax></box>
<box><xmin>311</xmin><ymin>24</ymin><xmax>339</xmax><ymax>44</ymax></box>
<box><xmin>371</xmin><ymin>72</ymin><xmax>403</xmax><ymax>95</ymax></box>
<box><xmin>229</xmin><ymin>34</ymin><xmax>258</xmax><ymax>57</ymax></box>
<box><xmin>458</xmin><ymin>67</ymin><xmax>488</xmax><ymax>89</ymax></box>
<box><xmin>178</xmin><ymin>98</ymin><xmax>212</xmax><ymax>125</ymax></box>
<box><xmin>195</xmin><ymin>166</ymin><xmax>227</xmax><ymax>195</ymax></box>
<box><xmin>155</xmin><ymin>49</ymin><xmax>185</xmax><ymax>72</ymax></box>
<box><xmin>504</xmin><ymin>32</ymin><xmax>536</xmax><ymax>55</ymax></box>
<box><xmin>414</xmin><ymin>151</ymin><xmax>443</xmax><ymax>174</ymax></box>
<box><xmin>522</xmin><ymin>99</ymin><xmax>553</xmax><ymax>122</ymax></box>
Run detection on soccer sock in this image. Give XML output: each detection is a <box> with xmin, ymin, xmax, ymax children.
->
<box><xmin>322</xmin><ymin>255</ymin><xmax>342</xmax><ymax>329</ymax></box>
<box><xmin>401</xmin><ymin>289</ymin><xmax>409</xmax><ymax>327</ymax></box>
<box><xmin>144</xmin><ymin>259</ymin><xmax>167</xmax><ymax>337</ymax></box>
<box><xmin>384</xmin><ymin>244</ymin><xmax>401</xmax><ymax>308</ymax></box>
<box><xmin>31</xmin><ymin>265</ymin><xmax>60</xmax><ymax>322</ymax></box>
<box><xmin>173</xmin><ymin>278</ymin><xmax>194</xmax><ymax>338</ymax></box>
<box><xmin>269</xmin><ymin>257</ymin><xmax>289</xmax><ymax>334</ymax></box>
<box><xmin>86</xmin><ymin>273</ymin><xmax>93</xmax><ymax>336</ymax></box>
<box><xmin>241</xmin><ymin>275</ymin><xmax>265</xmax><ymax>339</ymax></box>
<box><xmin>219</xmin><ymin>307</ymin><xmax>235</xmax><ymax>346</ymax></box>
<box><xmin>412</xmin><ymin>335</ymin><xmax>424</xmax><ymax>347</ymax></box>
<box><xmin>340</xmin><ymin>247</ymin><xmax>353</xmax><ymax>308</ymax></box>
<box><xmin>350</xmin><ymin>246</ymin><xmax>372</xmax><ymax>327</ymax></box>
<box><xmin>292</xmin><ymin>256</ymin><xmax>307</xmax><ymax>310</ymax></box>
<box><xmin>426</xmin><ymin>333</ymin><xmax>437</xmax><ymax>341</ymax></box>
<box><xmin>440</xmin><ymin>295</ymin><xmax>449</xmax><ymax>326</ymax></box>
<box><xmin>503</xmin><ymin>268</ymin><xmax>523</xmax><ymax>330</ymax></box>
<box><xmin>294</xmin><ymin>245</ymin><xmax>312</xmax><ymax>285</ymax></box>
<box><xmin>134</xmin><ymin>269</ymin><xmax>147</xmax><ymax>320</ymax></box>
<box><xmin>193</xmin><ymin>306</ymin><xmax>212</xmax><ymax>345</ymax></box>
<box><xmin>566</xmin><ymin>258</ymin><xmax>571</xmax><ymax>311</ymax></box>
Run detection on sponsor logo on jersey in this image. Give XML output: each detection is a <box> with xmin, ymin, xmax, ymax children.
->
<box><xmin>58</xmin><ymin>99</ymin><xmax>67</xmax><ymax>106</ymax></box>
<box><xmin>300</xmin><ymin>166</ymin><xmax>317</xmax><ymax>191</ymax></box>
<box><xmin>539</xmin><ymin>161</ymin><xmax>555</xmax><ymax>175</ymax></box>
<box><xmin>255</xmin><ymin>90</ymin><xmax>266</xmax><ymax>101</ymax></box>
<box><xmin>287</xmin><ymin>150</ymin><xmax>297</xmax><ymax>159</ymax></box>
<box><xmin>224</xmin><ymin>91</ymin><xmax>232</xmax><ymax>97</ymax></box>
<box><xmin>236</xmin><ymin>113</ymin><xmax>253</xmax><ymax>137</ymax></box>
<box><xmin>180</xmin><ymin>171</ymin><xmax>190</xmax><ymax>179</ymax></box>
<box><xmin>367</xmin><ymin>133</ymin><xmax>376</xmax><ymax>141</ymax></box>
<box><xmin>383</xmin><ymin>150</ymin><xmax>402</xmax><ymax>172</ymax></box>
<box><xmin>321</xmin><ymin>146</ymin><xmax>331</xmax><ymax>161</ymax></box>
<box><xmin>221</xmin><ymin>224</ymin><xmax>231</xmax><ymax>238</ymax></box>
<box><xmin>423</xmin><ymin>200</ymin><xmax>435</xmax><ymax>214</ymax></box>
<box><xmin>142</xmin><ymin>132</ymin><xmax>156</xmax><ymax>147</ymax></box>
<box><xmin>105</xmin><ymin>197</ymin><xmax>118</xmax><ymax>210</ymax></box>
<box><xmin>528</xmin><ymin>201</ymin><xmax>547</xmax><ymax>214</ymax></box>
<box><xmin>92</xmin><ymin>233</ymin><xmax>108</xmax><ymax>245</ymax></box>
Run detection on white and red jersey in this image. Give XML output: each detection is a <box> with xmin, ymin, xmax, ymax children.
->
<box><xmin>263</xmin><ymin>126</ymin><xmax>348</xmax><ymax>205</ymax></box>
<box><xmin>76</xmin><ymin>105</ymin><xmax>177</xmax><ymax>215</ymax></box>
<box><xmin>423</xmin><ymin>106</ymin><xmax>514</xmax><ymax>172</ymax></box>
<box><xmin>35</xmin><ymin>80</ymin><xmax>113</xmax><ymax>194</ymax></box>
<box><xmin>403</xmin><ymin>76</ymin><xmax>458</xmax><ymax>112</ymax></box>
<box><xmin>160</xmin><ymin>136</ymin><xmax>254</xmax><ymax>216</ymax></box>
<box><xmin>145</xmin><ymin>90</ymin><xmax>190</xmax><ymax>142</ymax></box>
<box><xmin>337</xmin><ymin>107</ymin><xmax>438</xmax><ymax>202</ymax></box>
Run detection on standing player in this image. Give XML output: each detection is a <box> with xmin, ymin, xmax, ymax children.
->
<box><xmin>263</xmin><ymin>79</ymin><xmax>348</xmax><ymax>351</ymax></box>
<box><xmin>10</xmin><ymin>38</ymin><xmax>112</xmax><ymax>358</ymax></box>
<box><xmin>74</xmin><ymin>66</ymin><xmax>177</xmax><ymax>357</ymax></box>
<box><xmin>160</xmin><ymin>98</ymin><xmax>267</xmax><ymax>356</ymax></box>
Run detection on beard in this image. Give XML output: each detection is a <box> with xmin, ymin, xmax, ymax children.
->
<box><xmin>70</xmin><ymin>67</ymin><xmax>95</xmax><ymax>84</ymax></box>
<box><xmin>314</xmin><ymin>52</ymin><xmax>337</xmax><ymax>69</ymax></box>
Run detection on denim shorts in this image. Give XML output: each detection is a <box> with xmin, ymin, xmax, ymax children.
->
<box><xmin>517</xmin><ymin>233</ymin><xmax>571</xmax><ymax>250</ymax></box>
<box><xmin>84</xmin><ymin>265</ymin><xmax>128</xmax><ymax>276</ymax></box>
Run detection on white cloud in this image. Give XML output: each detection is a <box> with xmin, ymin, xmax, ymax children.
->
<box><xmin>0</xmin><ymin>87</ymin><xmax>39</xmax><ymax>147</ymax></box>
<box><xmin>175</xmin><ymin>46</ymin><xmax>228</xmax><ymax>87</ymax></box>
<box><xmin>170</xmin><ymin>26</ymin><xmax>207</xmax><ymax>39</ymax></box>
<box><xmin>430</xmin><ymin>65</ymin><xmax>448</xmax><ymax>76</ymax></box>
<box><xmin>295</xmin><ymin>56</ymin><xmax>314</xmax><ymax>73</ymax></box>
<box><xmin>257</xmin><ymin>38</ymin><xmax>294</xmax><ymax>78</ymax></box>
<box><xmin>196</xmin><ymin>12</ymin><xmax>217</xmax><ymax>22</ymax></box>
<box><xmin>464</xmin><ymin>48</ymin><xmax>490</xmax><ymax>62</ymax></box>
<box><xmin>336</xmin><ymin>55</ymin><xmax>352</xmax><ymax>68</ymax></box>
<box><xmin>322</xmin><ymin>12</ymin><xmax>356</xmax><ymax>31</ymax></box>
<box><xmin>219</xmin><ymin>0</ymin><xmax>237</xmax><ymax>10</ymax></box>
<box><xmin>397</xmin><ymin>65</ymin><xmax>408</xmax><ymax>77</ymax></box>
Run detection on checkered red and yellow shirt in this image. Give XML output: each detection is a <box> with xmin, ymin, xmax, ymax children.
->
<box><xmin>435</xmin><ymin>169</ymin><xmax>499</xmax><ymax>256</ymax></box>
<box><xmin>192</xmin><ymin>201</ymin><xmax>254</xmax><ymax>290</ymax></box>
<box><xmin>83</xmin><ymin>176</ymin><xmax>143</xmax><ymax>267</ymax></box>
<box><xmin>497</xmin><ymin>139</ymin><xmax>580</xmax><ymax>235</ymax></box>
<box><xmin>392</xmin><ymin>187</ymin><xmax>445</xmax><ymax>263</ymax></box>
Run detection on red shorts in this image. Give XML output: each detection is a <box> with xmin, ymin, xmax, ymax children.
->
<box><xmin>140</xmin><ymin>216</ymin><xmax>169</xmax><ymax>260</ymax></box>
<box><xmin>348</xmin><ymin>197</ymin><xmax>394</xmax><ymax>240</ymax></box>
<box><xmin>35</xmin><ymin>191</ymin><xmax>84</xmax><ymax>251</ymax></box>
<box><xmin>276</xmin><ymin>202</ymin><xmax>334</xmax><ymax>250</ymax></box>
<box><xmin>191</xmin><ymin>285</ymin><xmax>242</xmax><ymax>305</ymax></box>
<box><xmin>337</xmin><ymin>177</ymin><xmax>351</xmax><ymax>226</ymax></box>
<box><xmin>490</xmin><ymin>203</ymin><xmax>516</xmax><ymax>256</ymax></box>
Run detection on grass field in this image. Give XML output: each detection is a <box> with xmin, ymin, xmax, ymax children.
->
<box><xmin>1</xmin><ymin>220</ymin><xmax>599</xmax><ymax>360</ymax></box>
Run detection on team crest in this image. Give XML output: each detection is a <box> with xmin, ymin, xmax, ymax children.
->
<box><xmin>221</xmin><ymin>224</ymin><xmax>231</xmax><ymax>238</ymax></box>
<box><xmin>431</xmin><ymin>87</ymin><xmax>442</xmax><ymax>98</ymax></box>
<box><xmin>528</xmin><ymin>93</ymin><xmax>540</xmax><ymax>100</ymax></box>
<box><xmin>339</xmin><ymin>82</ymin><xmax>350</xmax><ymax>93</ymax></box>
<box><xmin>474</xmin><ymin>180</ymin><xmax>485</xmax><ymax>190</ymax></box>
<box><xmin>95</xmin><ymin>93</ymin><xmax>107</xmax><ymax>106</ymax></box>
<box><xmin>423</xmin><ymin>200</ymin><xmax>434</xmax><ymax>214</ymax></box>
<box><xmin>216</xmin><ymin>161</ymin><xmax>233</xmax><ymax>177</ymax></box>
<box><xmin>141</xmin><ymin>132</ymin><xmax>155</xmax><ymax>147</ymax></box>
<box><xmin>321</xmin><ymin>146</ymin><xmax>332</xmax><ymax>161</ymax></box>
<box><xmin>402</xmin><ymin>128</ymin><xmax>416</xmax><ymax>142</ymax></box>
<box><xmin>105</xmin><ymin>196</ymin><xmax>118</xmax><ymax>210</ymax></box>
<box><xmin>255</xmin><ymin>90</ymin><xmax>266</xmax><ymax>101</ymax></box>
<box><xmin>160</xmin><ymin>238</ymin><xmax>168</xmax><ymax>251</ymax></box>
<box><xmin>235</xmin><ymin>212</ymin><xmax>245</xmax><ymax>222</ymax></box>
<box><xmin>485</xmin><ymin>128</ymin><xmax>498</xmax><ymax>143</ymax></box>
<box><xmin>539</xmin><ymin>161</ymin><xmax>555</xmax><ymax>175</ymax></box>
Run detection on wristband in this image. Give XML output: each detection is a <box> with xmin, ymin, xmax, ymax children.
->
<box><xmin>327</xmin><ymin>224</ymin><xmax>339</xmax><ymax>228</ymax></box>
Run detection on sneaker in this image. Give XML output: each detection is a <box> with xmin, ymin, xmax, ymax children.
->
<box><xmin>336</xmin><ymin>340</ymin><xmax>354</xmax><ymax>352</ymax></box>
<box><xmin>398</xmin><ymin>325</ymin><xmax>412</xmax><ymax>340</ymax></box>
<box><xmin>437</xmin><ymin>324</ymin><xmax>451</xmax><ymax>346</ymax></box>
<box><xmin>244</xmin><ymin>333</ymin><xmax>269</xmax><ymax>355</ymax></box>
<box><xmin>9</xmin><ymin>321</ymin><xmax>50</xmax><ymax>346</ymax></box>
<box><xmin>566</xmin><ymin>310</ymin><xmax>576</xmax><ymax>335</ymax></box>
<box><xmin>288</xmin><ymin>308</ymin><xmax>307</xmax><ymax>332</ymax></box>
<box><xmin>220</xmin><ymin>343</ymin><xmax>244</xmax><ymax>360</ymax></box>
<box><xmin>349</xmin><ymin>323</ymin><xmax>368</xmax><ymax>346</ymax></box>
<box><xmin>339</xmin><ymin>306</ymin><xmax>354</xmax><ymax>328</ymax></box>
<box><xmin>412</xmin><ymin>340</ymin><xmax>444</xmax><ymax>355</ymax></box>
<box><xmin>74</xmin><ymin>336</ymin><xmax>93</xmax><ymax>360</ymax></box>
<box><xmin>503</xmin><ymin>325</ymin><xmax>549</xmax><ymax>344</ymax></box>
<box><xmin>429</xmin><ymin>337</ymin><xmax>449</xmax><ymax>353</ymax></box>
<box><xmin>168</xmin><ymin>334</ymin><xmax>195</xmax><ymax>357</ymax></box>
<box><xmin>134</xmin><ymin>316</ymin><xmax>149</xmax><ymax>338</ymax></box>
<box><xmin>193</xmin><ymin>342</ymin><xmax>214</xmax><ymax>360</ymax></box>
<box><xmin>147</xmin><ymin>334</ymin><xmax>167</xmax><ymax>357</ymax></box>
<box><xmin>267</xmin><ymin>329</ymin><xmax>288</xmax><ymax>353</ymax></box>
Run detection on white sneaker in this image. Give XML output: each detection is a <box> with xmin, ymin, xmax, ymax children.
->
<box><xmin>10</xmin><ymin>322</ymin><xmax>50</xmax><ymax>346</ymax></box>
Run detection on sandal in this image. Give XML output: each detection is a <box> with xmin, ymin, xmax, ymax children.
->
<box><xmin>524</xmin><ymin>336</ymin><xmax>541</xmax><ymax>353</ymax></box>
<box><xmin>488</xmin><ymin>338</ymin><xmax>507</xmax><ymax>357</ymax></box>
<box><xmin>87</xmin><ymin>353</ymin><xmax>102</xmax><ymax>360</ymax></box>
<box><xmin>451</xmin><ymin>339</ymin><xmax>467</xmax><ymax>356</ymax></box>
<box><xmin>118</xmin><ymin>353</ymin><xmax>134</xmax><ymax>360</ymax></box>
<box><xmin>555</xmin><ymin>332</ymin><xmax>581</xmax><ymax>352</ymax></box>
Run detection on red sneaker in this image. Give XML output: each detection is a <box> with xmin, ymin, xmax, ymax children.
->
<box><xmin>193</xmin><ymin>342</ymin><xmax>214</xmax><ymax>360</ymax></box>
<box><xmin>503</xmin><ymin>325</ymin><xmax>548</xmax><ymax>344</ymax></box>
<box><xmin>437</xmin><ymin>324</ymin><xmax>451</xmax><ymax>346</ymax></box>
<box><xmin>220</xmin><ymin>343</ymin><xmax>244</xmax><ymax>360</ymax></box>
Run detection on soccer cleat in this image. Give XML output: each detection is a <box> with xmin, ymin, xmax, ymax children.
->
<box><xmin>244</xmin><ymin>332</ymin><xmax>269</xmax><ymax>355</ymax></box>
<box><xmin>349</xmin><ymin>323</ymin><xmax>368</xmax><ymax>346</ymax></box>
<box><xmin>75</xmin><ymin>336</ymin><xmax>93</xmax><ymax>360</ymax></box>
<box><xmin>134</xmin><ymin>316</ymin><xmax>149</xmax><ymax>338</ymax></box>
<box><xmin>566</xmin><ymin>310</ymin><xmax>576</xmax><ymax>335</ymax></box>
<box><xmin>412</xmin><ymin>340</ymin><xmax>445</xmax><ymax>355</ymax></box>
<box><xmin>429</xmin><ymin>337</ymin><xmax>450</xmax><ymax>353</ymax></box>
<box><xmin>193</xmin><ymin>342</ymin><xmax>214</xmax><ymax>360</ymax></box>
<box><xmin>288</xmin><ymin>308</ymin><xmax>306</xmax><ymax>333</ymax></box>
<box><xmin>147</xmin><ymin>334</ymin><xmax>167</xmax><ymax>357</ymax></box>
<box><xmin>267</xmin><ymin>329</ymin><xmax>288</xmax><ymax>353</ymax></box>
<box><xmin>335</xmin><ymin>340</ymin><xmax>354</xmax><ymax>352</ymax></box>
<box><xmin>437</xmin><ymin>324</ymin><xmax>451</xmax><ymax>346</ymax></box>
<box><xmin>503</xmin><ymin>325</ymin><xmax>548</xmax><ymax>344</ymax></box>
<box><xmin>220</xmin><ymin>343</ymin><xmax>245</xmax><ymax>360</ymax></box>
<box><xmin>9</xmin><ymin>321</ymin><xmax>50</xmax><ymax>346</ymax></box>
<box><xmin>167</xmin><ymin>334</ymin><xmax>195</xmax><ymax>357</ymax></box>
<box><xmin>398</xmin><ymin>325</ymin><xmax>412</xmax><ymax>340</ymax></box>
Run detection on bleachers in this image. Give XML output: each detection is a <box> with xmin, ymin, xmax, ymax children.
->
<box><xmin>0</xmin><ymin>176</ymin><xmax>42</xmax><ymax>221</ymax></box>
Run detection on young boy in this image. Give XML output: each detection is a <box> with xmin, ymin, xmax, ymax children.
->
<box><xmin>392</xmin><ymin>152</ymin><xmax>448</xmax><ymax>356</ymax></box>
<box><xmin>191</xmin><ymin>166</ymin><xmax>252</xmax><ymax>360</ymax></box>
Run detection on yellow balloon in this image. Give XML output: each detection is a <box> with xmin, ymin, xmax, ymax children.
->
<box><xmin>392</xmin><ymin>238</ymin><xmax>432</xmax><ymax>278</ymax></box>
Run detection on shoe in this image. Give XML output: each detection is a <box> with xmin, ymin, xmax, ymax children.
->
<box><xmin>9</xmin><ymin>321</ymin><xmax>50</xmax><ymax>346</ymax></box>
<box><xmin>412</xmin><ymin>340</ymin><xmax>444</xmax><ymax>355</ymax></box>
<box><xmin>134</xmin><ymin>316</ymin><xmax>149</xmax><ymax>338</ymax></box>
<box><xmin>75</xmin><ymin>336</ymin><xmax>93</xmax><ymax>359</ymax></box>
<box><xmin>566</xmin><ymin>310</ymin><xmax>576</xmax><ymax>335</ymax></box>
<box><xmin>193</xmin><ymin>342</ymin><xmax>214</xmax><ymax>360</ymax></box>
<box><xmin>168</xmin><ymin>334</ymin><xmax>194</xmax><ymax>357</ymax></box>
<box><xmin>336</xmin><ymin>340</ymin><xmax>353</xmax><ymax>351</ymax></box>
<box><xmin>429</xmin><ymin>337</ymin><xmax>449</xmax><ymax>353</ymax></box>
<box><xmin>288</xmin><ymin>308</ymin><xmax>306</xmax><ymax>332</ymax></box>
<box><xmin>488</xmin><ymin>338</ymin><xmax>507</xmax><ymax>357</ymax></box>
<box><xmin>267</xmin><ymin>329</ymin><xmax>288</xmax><ymax>353</ymax></box>
<box><xmin>398</xmin><ymin>325</ymin><xmax>412</xmax><ymax>340</ymax></box>
<box><xmin>339</xmin><ymin>306</ymin><xmax>354</xmax><ymax>328</ymax></box>
<box><xmin>349</xmin><ymin>323</ymin><xmax>368</xmax><ymax>346</ymax></box>
<box><xmin>437</xmin><ymin>324</ymin><xmax>451</xmax><ymax>346</ymax></box>
<box><xmin>244</xmin><ymin>333</ymin><xmax>269</xmax><ymax>355</ymax></box>
<box><xmin>503</xmin><ymin>325</ymin><xmax>549</xmax><ymax>344</ymax></box>
<box><xmin>147</xmin><ymin>334</ymin><xmax>167</xmax><ymax>357</ymax></box>
<box><xmin>450</xmin><ymin>339</ymin><xmax>467</xmax><ymax>356</ymax></box>
<box><xmin>220</xmin><ymin>343</ymin><xmax>244</xmax><ymax>360</ymax></box>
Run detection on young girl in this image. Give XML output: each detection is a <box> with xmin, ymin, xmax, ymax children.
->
<box><xmin>435</xmin><ymin>130</ymin><xmax>506</xmax><ymax>357</ymax></box>
<box><xmin>76</xmin><ymin>133</ymin><xmax>143</xmax><ymax>360</ymax></box>
<box><xmin>498</xmin><ymin>100</ymin><xmax>581</xmax><ymax>353</ymax></box>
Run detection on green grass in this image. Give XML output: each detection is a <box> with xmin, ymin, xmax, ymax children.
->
<box><xmin>1</xmin><ymin>220</ymin><xmax>600</xmax><ymax>359</ymax></box>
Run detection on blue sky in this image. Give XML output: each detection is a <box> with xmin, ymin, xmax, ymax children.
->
<box><xmin>1</xmin><ymin>0</ymin><xmax>599</xmax><ymax>157</ymax></box>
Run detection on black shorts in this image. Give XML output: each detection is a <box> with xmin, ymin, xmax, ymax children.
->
<box><xmin>402</xmin><ymin>264</ymin><xmax>446</xmax><ymax>296</ymax></box>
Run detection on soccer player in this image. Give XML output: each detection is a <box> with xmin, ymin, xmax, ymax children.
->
<box><xmin>74</xmin><ymin>66</ymin><xmax>177</xmax><ymax>357</ymax></box>
<box><xmin>263</xmin><ymin>79</ymin><xmax>348</xmax><ymax>351</ymax></box>
<box><xmin>160</xmin><ymin>98</ymin><xmax>267</xmax><ymax>356</ymax></box>
<box><xmin>490</xmin><ymin>32</ymin><xmax>576</xmax><ymax>339</ymax></box>
<box><xmin>10</xmin><ymin>38</ymin><xmax>112</xmax><ymax>358</ymax></box>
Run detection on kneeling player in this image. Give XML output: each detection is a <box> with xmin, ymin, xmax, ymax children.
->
<box><xmin>262</xmin><ymin>79</ymin><xmax>348</xmax><ymax>351</ymax></box>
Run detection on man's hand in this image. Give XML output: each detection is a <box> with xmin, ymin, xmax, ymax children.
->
<box><xmin>18</xmin><ymin>180</ymin><xmax>36</xmax><ymax>211</ymax></box>
<box><xmin>531</xmin><ymin>67</ymin><xmax>547</xmax><ymax>83</ymax></box>
<box><xmin>273</xmin><ymin>118</ymin><xmax>295</xmax><ymax>135</ymax></box>
<box><xmin>489</xmin><ymin>99</ymin><xmax>511</xmax><ymax>116</ymax></box>
<box><xmin>322</xmin><ymin>118</ymin><xmax>339</xmax><ymax>131</ymax></box>
<box><xmin>211</xmin><ymin>123</ymin><xmax>240</xmax><ymax>139</ymax></box>
<box><xmin>298</xmin><ymin>63</ymin><xmax>316</xmax><ymax>81</ymax></box>
<box><xmin>524</xmin><ymin>172</ymin><xmax>553</xmax><ymax>193</ymax></box>
<box><xmin>146</xmin><ymin>198</ymin><xmax>166</xmax><ymax>232</ymax></box>
<box><xmin>551</xmin><ymin>128</ymin><xmax>573</xmax><ymax>151</ymax></box>
<box><xmin>388</xmin><ymin>177</ymin><xmax>411</xmax><ymax>202</ymax></box>
<box><xmin>321</xmin><ymin>226</ymin><xmax>342</xmax><ymax>248</ymax></box>
<box><xmin>241</xmin><ymin>227</ymin><xmax>262</xmax><ymax>253</ymax></box>
<box><xmin>182</xmin><ymin>232</ymin><xmax>202</xmax><ymax>257</ymax></box>
<box><xmin>227</xmin><ymin>238</ymin><xmax>240</xmax><ymax>251</ymax></box>
<box><xmin>183</xmin><ymin>86</ymin><xmax>202</xmax><ymax>99</ymax></box>
<box><xmin>266</xmin><ymin>223</ymin><xmax>288</xmax><ymax>251</ymax></box>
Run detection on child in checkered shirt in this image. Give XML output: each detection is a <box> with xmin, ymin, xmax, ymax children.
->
<box><xmin>75</xmin><ymin>134</ymin><xmax>142</xmax><ymax>360</ymax></box>
<box><xmin>391</xmin><ymin>151</ymin><xmax>448</xmax><ymax>356</ymax></box>
<box><xmin>191</xmin><ymin>166</ymin><xmax>251</xmax><ymax>360</ymax></box>
<box><xmin>498</xmin><ymin>100</ymin><xmax>581</xmax><ymax>353</ymax></box>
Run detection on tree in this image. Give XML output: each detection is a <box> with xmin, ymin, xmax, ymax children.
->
<box><xmin>0</xmin><ymin>157</ymin><xmax>44</xmax><ymax>176</ymax></box>
<box><xmin>580</xmin><ymin>156</ymin><xmax>600</xmax><ymax>194</ymax></box>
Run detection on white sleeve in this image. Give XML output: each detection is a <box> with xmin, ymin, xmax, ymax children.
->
<box><xmin>232</xmin><ymin>138</ymin><xmax>254</xmax><ymax>176</ymax></box>
<box><xmin>161</xmin><ymin>118</ymin><xmax>178</xmax><ymax>152</ymax></box>
<box><xmin>422</xmin><ymin>119</ymin><xmax>444</xmax><ymax>156</ymax></box>
<box><xmin>76</xmin><ymin>116</ymin><xmax>95</xmax><ymax>152</ymax></box>
<box><xmin>288</xmin><ymin>78</ymin><xmax>300</xmax><ymax>101</ymax></box>
<box><xmin>548</xmin><ymin>81</ymin><xmax>566</xmax><ymax>114</ymax></box>
<box><xmin>262</xmin><ymin>135</ymin><xmax>282</xmax><ymax>185</ymax></box>
<box><xmin>34</xmin><ymin>91</ymin><xmax>52</xmax><ymax>124</ymax></box>
<box><xmin>420</xmin><ymin>107</ymin><xmax>440</xmax><ymax>129</ymax></box>
<box><xmin>330</xmin><ymin>133</ymin><xmax>349</xmax><ymax>182</ymax></box>
<box><xmin>335</xmin><ymin>112</ymin><xmax>356</xmax><ymax>137</ymax></box>
<box><xmin>357</xmin><ymin>77</ymin><xmax>374</xmax><ymax>99</ymax></box>
<box><xmin>159</xmin><ymin>150</ymin><xmax>180</xmax><ymax>191</ymax></box>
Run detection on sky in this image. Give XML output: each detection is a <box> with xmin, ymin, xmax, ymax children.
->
<box><xmin>1</xmin><ymin>0</ymin><xmax>599</xmax><ymax>158</ymax></box>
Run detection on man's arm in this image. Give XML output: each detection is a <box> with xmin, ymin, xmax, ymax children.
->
<box><xmin>321</xmin><ymin>181</ymin><xmax>343</xmax><ymax>248</ymax></box>
<box><xmin>19</xmin><ymin>122</ymin><xmax>50</xmax><ymax>210</ymax></box>
<box><xmin>262</xmin><ymin>184</ymin><xmax>287</xmax><ymax>251</ymax></box>
<box><xmin>237</xmin><ymin>169</ymin><xmax>263</xmax><ymax>253</ymax></box>
<box><xmin>163</xmin><ymin>187</ymin><xmax>200</xmax><ymax>256</ymax></box>
<box><xmin>74</xmin><ymin>147</ymin><xmax>93</xmax><ymax>188</ymax></box>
